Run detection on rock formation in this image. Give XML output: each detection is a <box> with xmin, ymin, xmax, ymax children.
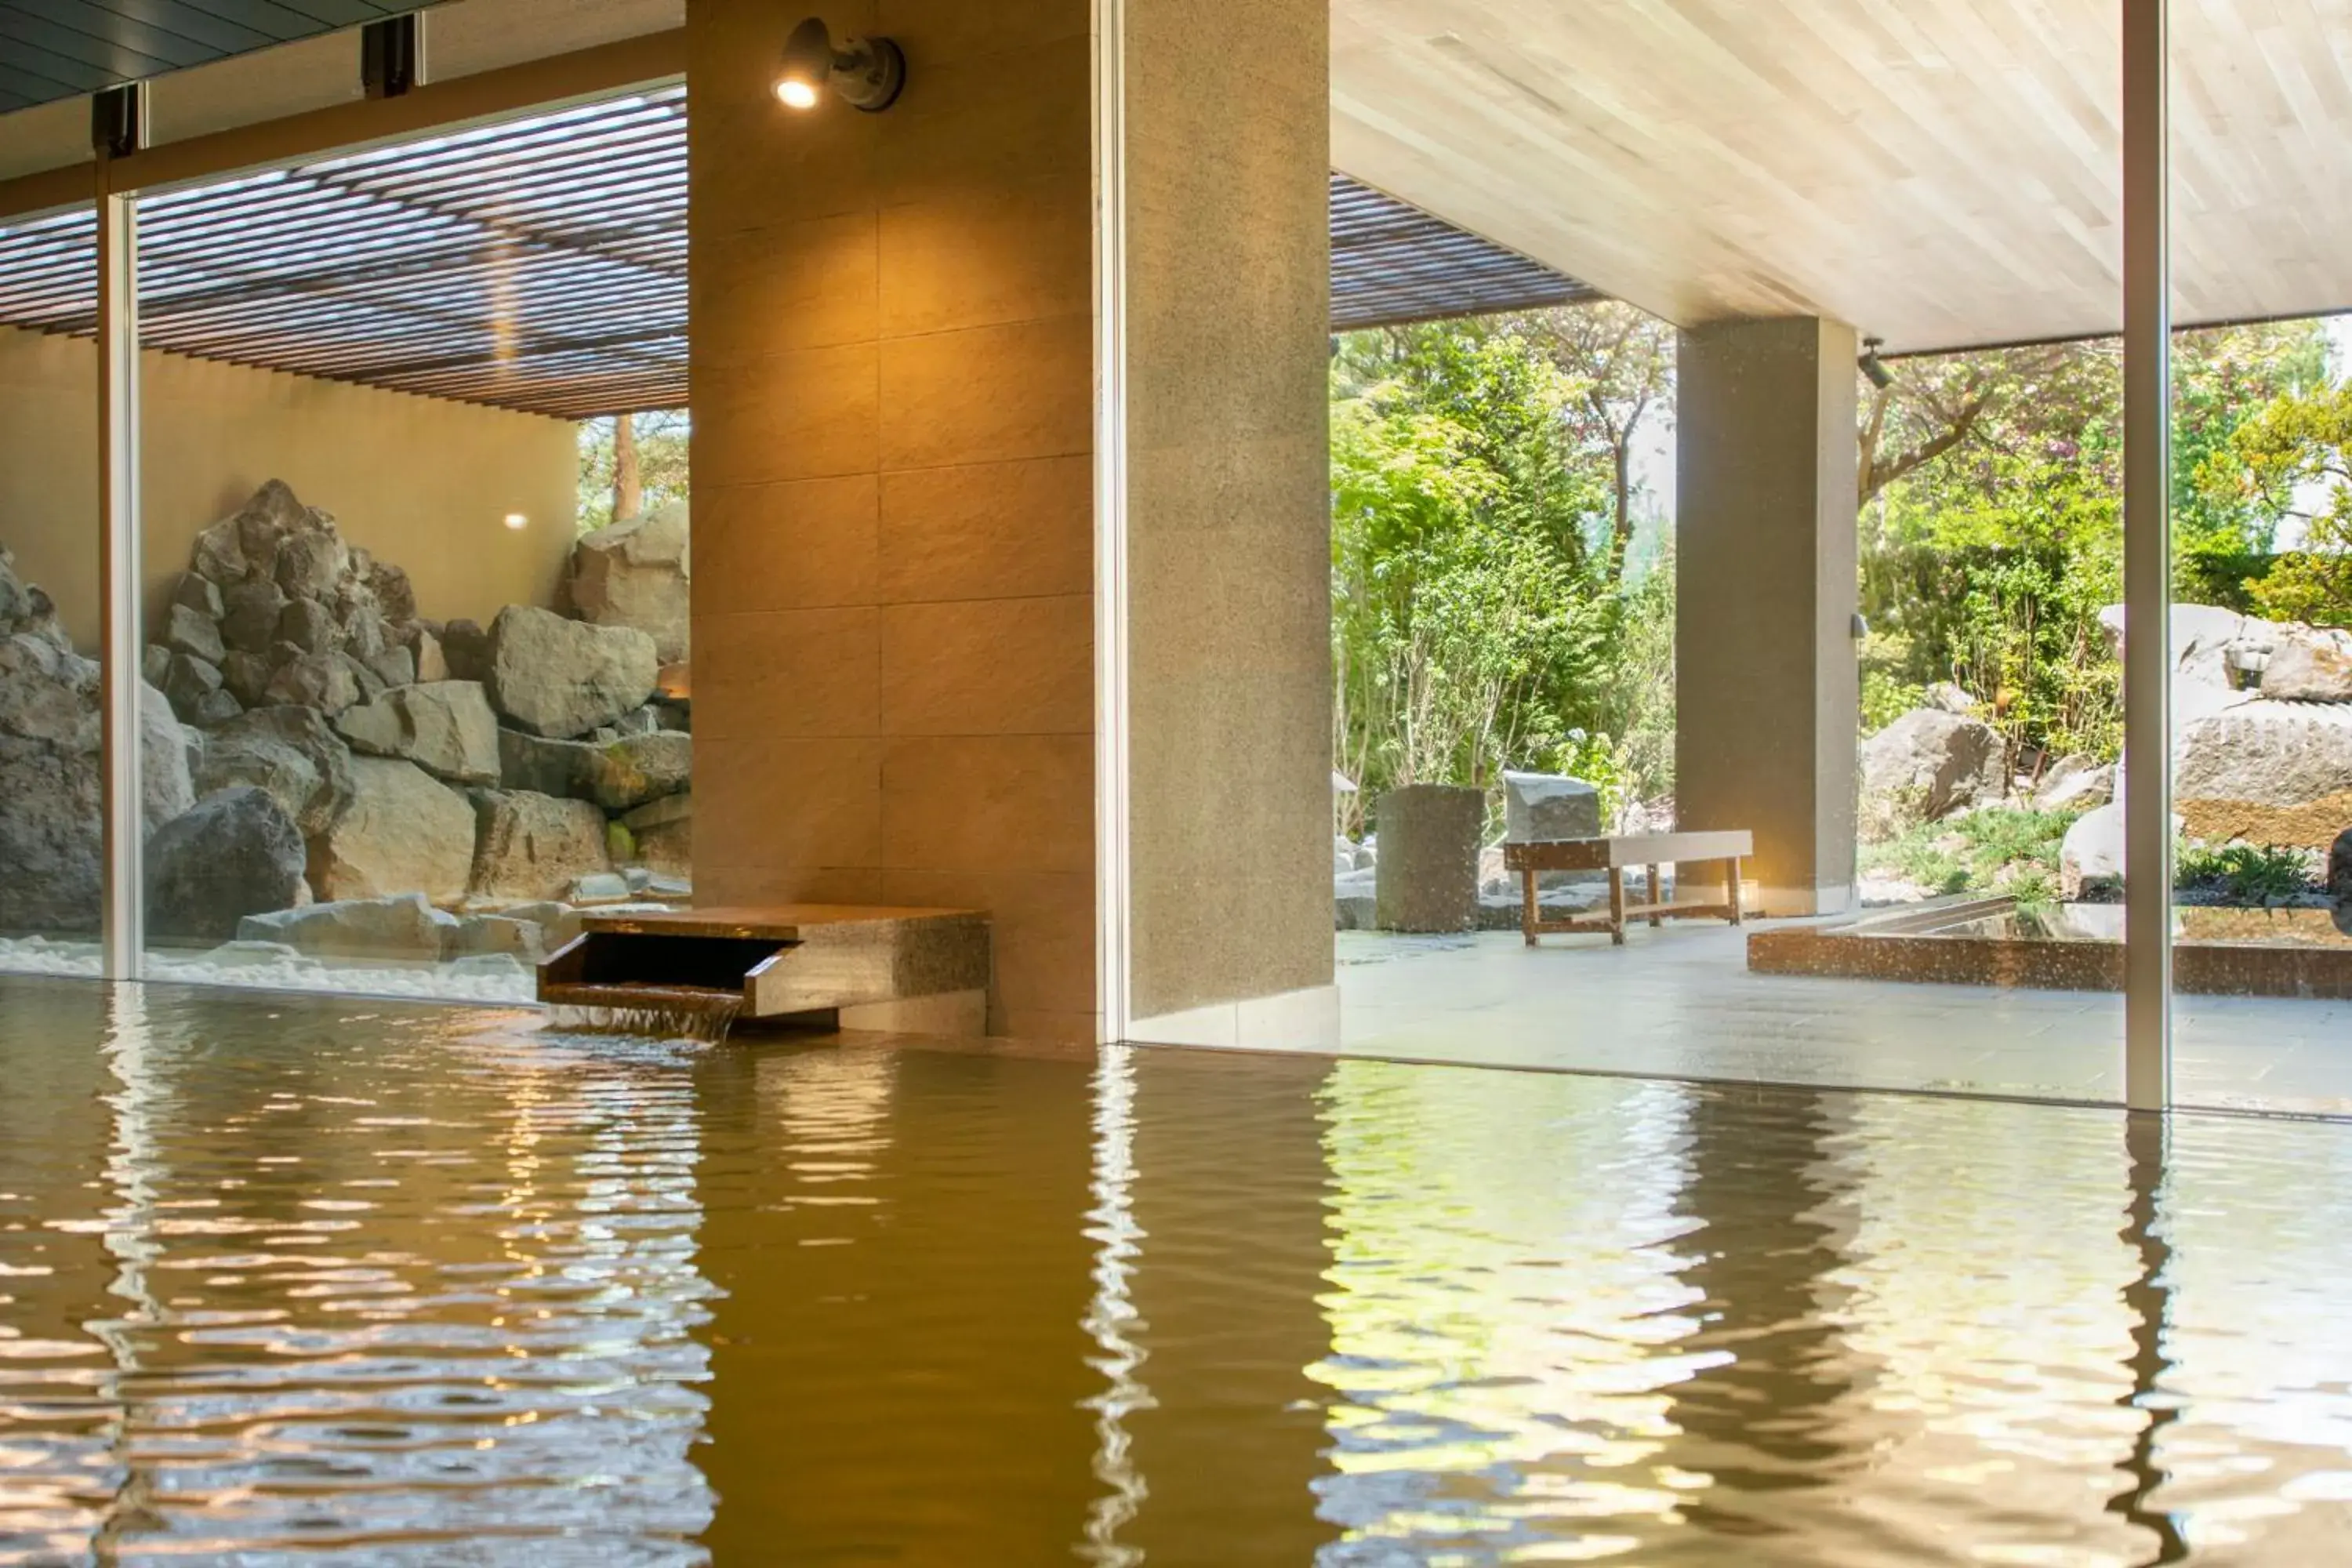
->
<box><xmin>1859</xmin><ymin>706</ymin><xmax>2006</xmax><ymax>841</ymax></box>
<box><xmin>565</xmin><ymin>502</ymin><xmax>690</xmax><ymax>663</ymax></box>
<box><xmin>484</xmin><ymin>604</ymin><xmax>659</xmax><ymax>739</ymax></box>
<box><xmin>146</xmin><ymin>786</ymin><xmax>308</xmax><ymax>942</ymax></box>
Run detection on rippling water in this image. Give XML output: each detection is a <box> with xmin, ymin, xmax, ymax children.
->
<box><xmin>5</xmin><ymin>975</ymin><xmax>2352</xmax><ymax>1563</ymax></box>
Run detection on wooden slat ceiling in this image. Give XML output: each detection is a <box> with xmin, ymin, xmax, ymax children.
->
<box><xmin>0</xmin><ymin>0</ymin><xmax>419</xmax><ymax>113</ymax></box>
<box><xmin>0</xmin><ymin>92</ymin><xmax>1584</xmax><ymax>419</ymax></box>
<box><xmin>1333</xmin><ymin>0</ymin><xmax>2352</xmax><ymax>354</ymax></box>
<box><xmin>1330</xmin><ymin>172</ymin><xmax>1596</xmax><ymax>328</ymax></box>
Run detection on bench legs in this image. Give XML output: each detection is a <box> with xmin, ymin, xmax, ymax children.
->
<box><xmin>1521</xmin><ymin>866</ymin><xmax>1540</xmax><ymax>947</ymax></box>
<box><xmin>1727</xmin><ymin>856</ymin><xmax>1745</xmax><ymax>926</ymax></box>
<box><xmin>1515</xmin><ymin>854</ymin><xmax>1748</xmax><ymax>946</ymax></box>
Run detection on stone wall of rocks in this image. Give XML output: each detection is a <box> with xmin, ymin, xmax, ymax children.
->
<box><xmin>0</xmin><ymin>479</ymin><xmax>697</xmax><ymax>969</ymax></box>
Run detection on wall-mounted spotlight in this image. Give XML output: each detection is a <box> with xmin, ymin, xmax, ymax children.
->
<box><xmin>775</xmin><ymin>17</ymin><xmax>906</xmax><ymax>113</ymax></box>
<box><xmin>1858</xmin><ymin>335</ymin><xmax>1895</xmax><ymax>390</ymax></box>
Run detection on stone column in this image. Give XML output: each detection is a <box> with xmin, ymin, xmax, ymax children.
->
<box><xmin>1119</xmin><ymin>0</ymin><xmax>1336</xmax><ymax>1044</ymax></box>
<box><xmin>1675</xmin><ymin>316</ymin><xmax>1859</xmax><ymax>916</ymax></box>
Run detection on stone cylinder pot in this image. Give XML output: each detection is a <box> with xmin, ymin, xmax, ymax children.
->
<box><xmin>1374</xmin><ymin>783</ymin><xmax>1486</xmax><ymax>933</ymax></box>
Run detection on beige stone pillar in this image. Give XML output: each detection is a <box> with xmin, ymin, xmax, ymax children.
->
<box><xmin>688</xmin><ymin>0</ymin><xmax>1097</xmax><ymax>1042</ymax></box>
<box><xmin>1675</xmin><ymin>316</ymin><xmax>1859</xmax><ymax>916</ymax></box>
<box><xmin>1117</xmin><ymin>0</ymin><xmax>1337</xmax><ymax>1046</ymax></box>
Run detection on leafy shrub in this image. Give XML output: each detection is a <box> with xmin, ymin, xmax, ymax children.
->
<box><xmin>2176</xmin><ymin>841</ymin><xmax>2315</xmax><ymax>904</ymax></box>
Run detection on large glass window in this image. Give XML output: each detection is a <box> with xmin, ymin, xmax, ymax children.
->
<box><xmin>0</xmin><ymin>202</ymin><xmax>109</xmax><ymax>977</ymax></box>
<box><xmin>2165</xmin><ymin>8</ymin><xmax>2352</xmax><ymax>1113</ymax></box>
<box><xmin>130</xmin><ymin>91</ymin><xmax>692</xmax><ymax>1001</ymax></box>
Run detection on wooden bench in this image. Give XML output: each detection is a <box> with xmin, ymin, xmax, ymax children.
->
<box><xmin>1502</xmin><ymin>831</ymin><xmax>1753</xmax><ymax>946</ymax></box>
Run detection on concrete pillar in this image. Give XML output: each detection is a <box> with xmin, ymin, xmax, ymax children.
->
<box><xmin>687</xmin><ymin>0</ymin><xmax>1098</xmax><ymax>1042</ymax></box>
<box><xmin>1675</xmin><ymin>316</ymin><xmax>1859</xmax><ymax>916</ymax></box>
<box><xmin>1118</xmin><ymin>0</ymin><xmax>1334</xmax><ymax>1043</ymax></box>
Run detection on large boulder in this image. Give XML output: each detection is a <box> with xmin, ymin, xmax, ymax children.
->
<box><xmin>1501</xmin><ymin>771</ymin><xmax>1602</xmax><ymax>842</ymax></box>
<box><xmin>496</xmin><ymin>727</ymin><xmax>689</xmax><ymax>810</ymax></box>
<box><xmin>2330</xmin><ymin>829</ymin><xmax>2352</xmax><ymax>899</ymax></box>
<box><xmin>2030</xmin><ymin>754</ymin><xmax>2114</xmax><ymax>814</ymax></box>
<box><xmin>145</xmin><ymin>786</ymin><xmax>307</xmax><ymax>942</ymax></box>
<box><xmin>263</xmin><ymin>648</ymin><xmax>361</xmax><ymax>715</ymax></box>
<box><xmin>194</xmin><ymin>704</ymin><xmax>356</xmax><ymax>839</ymax></box>
<box><xmin>621</xmin><ymin>791</ymin><xmax>691</xmax><ymax>877</ymax></box>
<box><xmin>485</xmin><ymin>604</ymin><xmax>659</xmax><ymax>739</ymax></box>
<box><xmin>0</xmin><ymin>598</ymin><xmax>191</xmax><ymax>933</ymax></box>
<box><xmin>566</xmin><ymin>503</ymin><xmax>691</xmax><ymax>664</ymax></box>
<box><xmin>1859</xmin><ymin>707</ymin><xmax>2006</xmax><ymax>841</ymax></box>
<box><xmin>470</xmin><ymin>789</ymin><xmax>612</xmax><ymax>901</ymax></box>
<box><xmin>238</xmin><ymin>891</ymin><xmax>458</xmax><ymax>962</ymax></box>
<box><xmin>2174</xmin><ymin>700</ymin><xmax>2352</xmax><ymax>851</ymax></box>
<box><xmin>219</xmin><ymin>578</ymin><xmax>289</xmax><ymax>655</ymax></box>
<box><xmin>2060</xmin><ymin>800</ymin><xmax>2184</xmax><ymax>900</ymax></box>
<box><xmin>2259</xmin><ymin>625</ymin><xmax>2352</xmax><ymax>703</ymax></box>
<box><xmin>336</xmin><ymin>681</ymin><xmax>499</xmax><ymax>786</ymax></box>
<box><xmin>311</xmin><ymin>757</ymin><xmax>477</xmax><ymax>902</ymax></box>
<box><xmin>2099</xmin><ymin>603</ymin><xmax>2270</xmax><ymax>729</ymax></box>
<box><xmin>1374</xmin><ymin>784</ymin><xmax>1485</xmax><ymax>933</ymax></box>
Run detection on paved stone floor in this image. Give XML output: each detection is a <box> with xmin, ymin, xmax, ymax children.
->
<box><xmin>1326</xmin><ymin>922</ymin><xmax>2352</xmax><ymax>1115</ymax></box>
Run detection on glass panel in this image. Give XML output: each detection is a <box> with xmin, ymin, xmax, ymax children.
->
<box><xmin>133</xmin><ymin>96</ymin><xmax>692</xmax><ymax>1000</ymax></box>
<box><xmin>2167</xmin><ymin>11</ymin><xmax>2351</xmax><ymax>1112</ymax></box>
<box><xmin>1305</xmin><ymin>6</ymin><xmax>2128</xmax><ymax>1098</ymax></box>
<box><xmin>0</xmin><ymin>201</ymin><xmax>107</xmax><ymax>975</ymax></box>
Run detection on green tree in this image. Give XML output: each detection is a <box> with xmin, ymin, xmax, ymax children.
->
<box><xmin>577</xmin><ymin>409</ymin><xmax>691</xmax><ymax>535</ymax></box>
<box><xmin>2223</xmin><ymin>379</ymin><xmax>2352</xmax><ymax>626</ymax></box>
<box><xmin>1329</xmin><ymin>311</ymin><xmax>1675</xmax><ymax>833</ymax></box>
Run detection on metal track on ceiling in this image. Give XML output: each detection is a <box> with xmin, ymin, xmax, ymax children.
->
<box><xmin>0</xmin><ymin>93</ymin><xmax>1592</xmax><ymax>419</ymax></box>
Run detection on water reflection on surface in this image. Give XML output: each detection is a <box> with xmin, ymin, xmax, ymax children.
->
<box><xmin>5</xmin><ymin>975</ymin><xmax>2352</xmax><ymax>1563</ymax></box>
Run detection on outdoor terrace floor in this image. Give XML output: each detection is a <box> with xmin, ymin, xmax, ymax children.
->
<box><xmin>1328</xmin><ymin>922</ymin><xmax>2352</xmax><ymax>1115</ymax></box>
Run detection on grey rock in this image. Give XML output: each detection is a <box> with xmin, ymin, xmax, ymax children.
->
<box><xmin>2331</xmin><ymin>829</ymin><xmax>2352</xmax><ymax>900</ymax></box>
<box><xmin>2176</xmin><ymin>700</ymin><xmax>2352</xmax><ymax>850</ymax></box>
<box><xmin>219</xmin><ymin>649</ymin><xmax>274</xmax><ymax>709</ymax></box>
<box><xmin>278</xmin><ymin>596</ymin><xmax>343</xmax><ymax>655</ymax></box>
<box><xmin>238</xmin><ymin>891</ymin><xmax>459</xmax><ymax>961</ymax></box>
<box><xmin>1374</xmin><ymin>784</ymin><xmax>1485</xmax><ymax>933</ymax></box>
<box><xmin>162</xmin><ymin>652</ymin><xmax>222</xmax><ymax>720</ymax></box>
<box><xmin>368</xmin><ymin>561</ymin><xmax>417</xmax><ymax>623</ymax></box>
<box><xmin>163</xmin><ymin>601</ymin><xmax>225</xmax><ymax>665</ymax></box>
<box><xmin>336</xmin><ymin>649</ymin><xmax>387</xmax><ymax>703</ymax></box>
<box><xmin>191</xmin><ymin>517</ymin><xmax>247</xmax><ymax>585</ymax></box>
<box><xmin>2031</xmin><ymin>755</ymin><xmax>2114</xmax><ymax>814</ymax></box>
<box><xmin>497</xmin><ymin>727</ymin><xmax>593</xmax><ymax>797</ymax></box>
<box><xmin>313</xmin><ymin>757</ymin><xmax>478</xmax><ymax>902</ymax></box>
<box><xmin>447</xmin><ymin>912</ymin><xmax>562</xmax><ymax>964</ymax></box>
<box><xmin>1922</xmin><ymin>681</ymin><xmax>1978</xmax><ymax>714</ymax></box>
<box><xmin>274</xmin><ymin>526</ymin><xmax>348</xmax><ymax>602</ymax></box>
<box><xmin>484</xmin><ymin>605</ymin><xmax>659</xmax><ymax>739</ymax></box>
<box><xmin>495</xmin><ymin>728</ymin><xmax>691</xmax><ymax>811</ymax></box>
<box><xmin>336</xmin><ymin>681</ymin><xmax>500</xmax><ymax>785</ymax></box>
<box><xmin>194</xmin><ymin>704</ymin><xmax>357</xmax><ymax>838</ymax></box>
<box><xmin>343</xmin><ymin>610</ymin><xmax>389</xmax><ymax>662</ymax></box>
<box><xmin>263</xmin><ymin>650</ymin><xmax>361</xmax><ymax>715</ymax></box>
<box><xmin>0</xmin><ymin>673</ymin><xmax>190</xmax><ymax>935</ymax></box>
<box><xmin>624</xmin><ymin>792</ymin><xmax>689</xmax><ymax>877</ymax></box>
<box><xmin>1502</xmin><ymin>771</ymin><xmax>1602</xmax><ymax>843</ymax></box>
<box><xmin>145</xmin><ymin>785</ymin><xmax>307</xmax><ymax>943</ymax></box>
<box><xmin>141</xmin><ymin>642</ymin><xmax>173</xmax><ymax>689</ymax></box>
<box><xmin>189</xmin><ymin>688</ymin><xmax>243</xmax><ymax>728</ymax></box>
<box><xmin>363</xmin><ymin>643</ymin><xmax>417</xmax><ymax>691</ymax></box>
<box><xmin>172</xmin><ymin>572</ymin><xmax>223</xmax><ymax>620</ymax></box>
<box><xmin>566</xmin><ymin>501</ymin><xmax>691</xmax><ymax>663</ymax></box>
<box><xmin>446</xmin><ymin>952</ymin><xmax>529</xmax><ymax>984</ymax></box>
<box><xmin>440</xmin><ymin>619</ymin><xmax>490</xmax><ymax>682</ymax></box>
<box><xmin>220</xmin><ymin>578</ymin><xmax>289</xmax><ymax>655</ymax></box>
<box><xmin>2259</xmin><ymin>626</ymin><xmax>2352</xmax><ymax>703</ymax></box>
<box><xmin>1860</xmin><ymin>707</ymin><xmax>2007</xmax><ymax>841</ymax></box>
<box><xmin>411</xmin><ymin>627</ymin><xmax>448</xmax><ymax>683</ymax></box>
<box><xmin>470</xmin><ymin>789</ymin><xmax>612</xmax><ymax>902</ymax></box>
<box><xmin>610</xmin><ymin>704</ymin><xmax>662</xmax><ymax>738</ymax></box>
<box><xmin>2060</xmin><ymin>801</ymin><xmax>2183</xmax><ymax>900</ymax></box>
<box><xmin>568</xmin><ymin>870</ymin><xmax>633</xmax><ymax>903</ymax></box>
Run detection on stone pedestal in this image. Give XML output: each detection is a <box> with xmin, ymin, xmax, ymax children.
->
<box><xmin>1374</xmin><ymin>785</ymin><xmax>1484</xmax><ymax>932</ymax></box>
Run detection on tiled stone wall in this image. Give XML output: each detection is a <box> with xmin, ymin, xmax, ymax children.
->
<box><xmin>688</xmin><ymin>0</ymin><xmax>1098</xmax><ymax>1041</ymax></box>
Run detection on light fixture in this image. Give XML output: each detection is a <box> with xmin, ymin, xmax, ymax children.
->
<box><xmin>774</xmin><ymin>16</ymin><xmax>906</xmax><ymax>113</ymax></box>
<box><xmin>1858</xmin><ymin>336</ymin><xmax>1894</xmax><ymax>390</ymax></box>
<box><xmin>503</xmin><ymin>512</ymin><xmax>528</xmax><ymax>531</ymax></box>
